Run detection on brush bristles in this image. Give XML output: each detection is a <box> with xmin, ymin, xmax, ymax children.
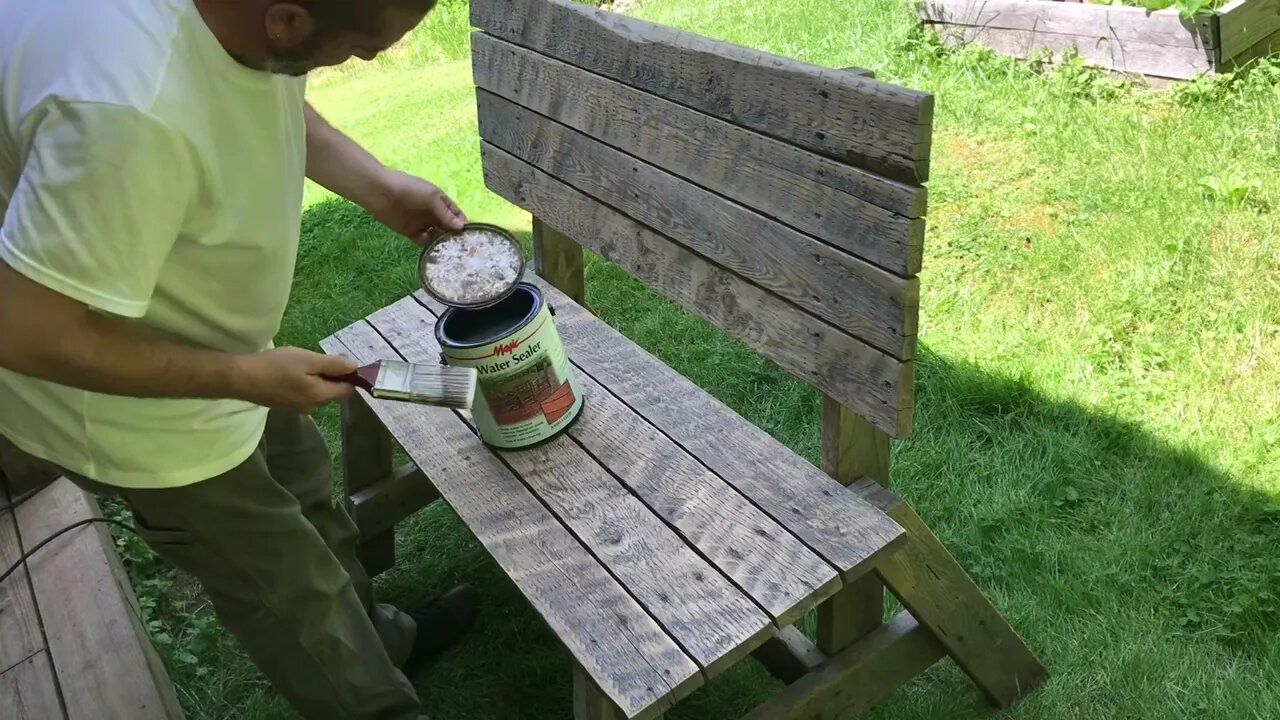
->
<box><xmin>370</xmin><ymin>360</ymin><xmax>478</xmax><ymax>409</ymax></box>
<box><xmin>407</xmin><ymin>366</ymin><xmax>478</xmax><ymax>410</ymax></box>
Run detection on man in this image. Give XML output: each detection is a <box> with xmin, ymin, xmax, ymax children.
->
<box><xmin>0</xmin><ymin>1</ymin><xmax>477</xmax><ymax>718</ymax></box>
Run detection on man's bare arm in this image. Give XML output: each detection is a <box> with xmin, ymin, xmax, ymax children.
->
<box><xmin>0</xmin><ymin>260</ymin><xmax>355</xmax><ymax>413</ymax></box>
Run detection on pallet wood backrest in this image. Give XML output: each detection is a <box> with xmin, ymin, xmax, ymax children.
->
<box><xmin>471</xmin><ymin>0</ymin><xmax>933</xmax><ymax>437</ymax></box>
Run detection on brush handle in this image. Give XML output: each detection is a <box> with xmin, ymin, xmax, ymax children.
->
<box><xmin>328</xmin><ymin>362</ymin><xmax>380</xmax><ymax>391</ymax></box>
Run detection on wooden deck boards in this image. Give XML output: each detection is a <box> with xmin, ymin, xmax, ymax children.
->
<box><xmin>0</xmin><ymin>480</ymin><xmax>183</xmax><ymax>720</ymax></box>
<box><xmin>1</xmin><ymin>506</ymin><xmax>45</xmax><ymax>677</ymax></box>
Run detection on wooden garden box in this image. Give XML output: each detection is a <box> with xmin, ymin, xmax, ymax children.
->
<box><xmin>918</xmin><ymin>0</ymin><xmax>1280</xmax><ymax>81</ymax></box>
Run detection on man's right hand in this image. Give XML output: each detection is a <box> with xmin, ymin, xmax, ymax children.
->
<box><xmin>235</xmin><ymin>347</ymin><xmax>358</xmax><ymax>414</ymax></box>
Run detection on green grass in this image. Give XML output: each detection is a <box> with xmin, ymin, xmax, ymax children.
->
<box><xmin>114</xmin><ymin>0</ymin><xmax>1280</xmax><ymax>718</ymax></box>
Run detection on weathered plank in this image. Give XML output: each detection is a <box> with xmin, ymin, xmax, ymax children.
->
<box><xmin>480</xmin><ymin>143</ymin><xmax>914</xmax><ymax>436</ymax></box>
<box><xmin>533</xmin><ymin>217</ymin><xmax>587</xmax><ymax>305</ymax></box>
<box><xmin>934</xmin><ymin>23</ymin><xmax>1214</xmax><ymax>80</ymax></box>
<box><xmin>368</xmin><ymin>298</ymin><xmax>773</xmax><ymax>677</ymax></box>
<box><xmin>919</xmin><ymin>0</ymin><xmax>1217</xmax><ymax>49</ymax></box>
<box><xmin>741</xmin><ymin>612</ymin><xmax>946</xmax><ymax>720</ymax></box>
<box><xmin>752</xmin><ymin>627</ymin><xmax>827</xmax><ymax>685</ymax></box>
<box><xmin>564</xmin><ymin>380</ymin><xmax>841</xmax><ymax>628</ymax></box>
<box><xmin>0</xmin><ymin>508</ymin><xmax>43</xmax><ymax>675</ymax></box>
<box><xmin>1219</xmin><ymin>0</ymin><xmax>1280</xmax><ymax>60</ymax></box>
<box><xmin>816</xmin><ymin>401</ymin><xmax>892</xmax><ymax>655</ymax></box>
<box><xmin>340</xmin><ymin>392</ymin><xmax>396</xmax><ymax>575</ymax></box>
<box><xmin>347</xmin><ymin>463</ymin><xmax>439</xmax><ymax>540</ymax></box>
<box><xmin>0</xmin><ymin>651</ymin><xmax>64</xmax><ymax>720</ymax></box>
<box><xmin>472</xmin><ymin>278</ymin><xmax>907</xmax><ymax>579</ymax></box>
<box><xmin>414</xmin><ymin>292</ymin><xmax>841</xmax><ymax>628</ymax></box>
<box><xmin>478</xmin><ymin>93</ymin><xmax>918</xmax><ymax>360</ymax></box>
<box><xmin>322</xmin><ymin>323</ymin><xmax>702</xmax><ymax>720</ymax></box>
<box><xmin>15</xmin><ymin>480</ymin><xmax>184</xmax><ymax>720</ymax></box>
<box><xmin>470</xmin><ymin>0</ymin><xmax>933</xmax><ymax>183</ymax></box>
<box><xmin>473</xmin><ymin>34</ymin><xmax>926</xmax><ymax>274</ymax></box>
<box><xmin>872</xmin><ymin>488</ymin><xmax>1048</xmax><ymax>708</ymax></box>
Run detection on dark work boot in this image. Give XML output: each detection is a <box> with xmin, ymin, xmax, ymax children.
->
<box><xmin>404</xmin><ymin>584</ymin><xmax>480</xmax><ymax>676</ymax></box>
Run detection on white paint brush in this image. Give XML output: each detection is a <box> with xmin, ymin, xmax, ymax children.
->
<box><xmin>334</xmin><ymin>360</ymin><xmax>477</xmax><ymax>410</ymax></box>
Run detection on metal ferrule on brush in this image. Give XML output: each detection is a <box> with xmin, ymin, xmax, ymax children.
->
<box><xmin>372</xmin><ymin>360</ymin><xmax>416</xmax><ymax>400</ymax></box>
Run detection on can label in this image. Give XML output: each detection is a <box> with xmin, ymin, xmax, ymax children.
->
<box><xmin>441</xmin><ymin>301</ymin><xmax>583</xmax><ymax>448</ymax></box>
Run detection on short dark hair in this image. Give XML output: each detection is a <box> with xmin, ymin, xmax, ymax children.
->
<box><xmin>301</xmin><ymin>0</ymin><xmax>439</xmax><ymax>35</ymax></box>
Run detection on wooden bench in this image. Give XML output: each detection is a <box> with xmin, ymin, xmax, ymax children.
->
<box><xmin>321</xmin><ymin>0</ymin><xmax>1048</xmax><ymax>717</ymax></box>
<box><xmin>0</xmin><ymin>477</ymin><xmax>184</xmax><ymax>720</ymax></box>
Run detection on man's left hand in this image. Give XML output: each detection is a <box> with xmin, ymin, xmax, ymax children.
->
<box><xmin>369</xmin><ymin>169</ymin><xmax>468</xmax><ymax>244</ymax></box>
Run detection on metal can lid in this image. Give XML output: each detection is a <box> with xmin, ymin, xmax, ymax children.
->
<box><xmin>418</xmin><ymin>223</ymin><xmax>526</xmax><ymax>309</ymax></box>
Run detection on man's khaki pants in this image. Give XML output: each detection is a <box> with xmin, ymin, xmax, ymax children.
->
<box><xmin>0</xmin><ymin>410</ymin><xmax>425</xmax><ymax>720</ymax></box>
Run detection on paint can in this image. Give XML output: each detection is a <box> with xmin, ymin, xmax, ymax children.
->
<box><xmin>434</xmin><ymin>282</ymin><xmax>584</xmax><ymax>449</ymax></box>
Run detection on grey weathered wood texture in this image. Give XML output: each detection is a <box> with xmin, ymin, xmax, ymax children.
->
<box><xmin>934</xmin><ymin>23</ymin><xmax>1214</xmax><ymax>79</ymax></box>
<box><xmin>322</xmin><ymin>320</ymin><xmax>702</xmax><ymax>720</ymax></box>
<box><xmin>509</xmin><ymin>279</ymin><xmax>907</xmax><ymax>576</ymax></box>
<box><xmin>473</xmin><ymin>34</ymin><xmax>926</xmax><ymax>273</ymax></box>
<box><xmin>16</xmin><ymin>480</ymin><xmax>185</xmax><ymax>720</ymax></box>
<box><xmin>377</xmin><ymin>297</ymin><xmax>776</xmax><ymax>677</ymax></box>
<box><xmin>478</xmin><ymin>93</ymin><xmax>918</xmax><ymax>360</ymax></box>
<box><xmin>816</xmin><ymin>400</ymin><xmax>892</xmax><ymax>655</ymax></box>
<box><xmin>532</xmin><ymin>218</ymin><xmax>587</xmax><ymax>306</ymax></box>
<box><xmin>347</xmin><ymin>463</ymin><xmax>439</xmax><ymax>540</ymax></box>
<box><xmin>0</xmin><ymin>651</ymin><xmax>63</xmax><ymax>720</ymax></box>
<box><xmin>471</xmin><ymin>0</ymin><xmax>933</xmax><ymax>183</ymax></box>
<box><xmin>412</xmin><ymin>293</ymin><xmax>842</xmax><ymax>630</ymax></box>
<box><xmin>0</xmin><ymin>509</ymin><xmax>43</xmax><ymax>675</ymax></box>
<box><xmin>919</xmin><ymin>0</ymin><xmax>1216</xmax><ymax>48</ymax></box>
<box><xmin>866</xmin><ymin>485</ymin><xmax>1048</xmax><ymax>708</ymax></box>
<box><xmin>480</xmin><ymin>144</ymin><xmax>915</xmax><ymax>436</ymax></box>
<box><xmin>339</xmin><ymin>388</ymin><xmax>396</xmax><ymax>575</ymax></box>
<box><xmin>921</xmin><ymin>0</ymin><xmax>1280</xmax><ymax>81</ymax></box>
<box><xmin>741</xmin><ymin>613</ymin><xmax>946</xmax><ymax>720</ymax></box>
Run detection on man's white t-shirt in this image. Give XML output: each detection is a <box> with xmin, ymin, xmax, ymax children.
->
<box><xmin>0</xmin><ymin>0</ymin><xmax>308</xmax><ymax>488</ymax></box>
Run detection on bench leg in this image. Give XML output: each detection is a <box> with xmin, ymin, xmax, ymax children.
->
<box><xmin>817</xmin><ymin>398</ymin><xmax>1046</xmax><ymax>710</ymax></box>
<box><xmin>815</xmin><ymin>400</ymin><xmax>889</xmax><ymax>654</ymax></box>
<box><xmin>533</xmin><ymin>217</ymin><xmax>587</xmax><ymax>308</ymax></box>
<box><xmin>574</xmin><ymin>663</ymin><xmax>624</xmax><ymax>720</ymax></box>
<box><xmin>340</xmin><ymin>394</ymin><xmax>395</xmax><ymax>576</ymax></box>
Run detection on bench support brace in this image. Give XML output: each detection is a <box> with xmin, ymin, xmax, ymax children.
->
<box><xmin>797</xmin><ymin>396</ymin><xmax>1046</xmax><ymax>716</ymax></box>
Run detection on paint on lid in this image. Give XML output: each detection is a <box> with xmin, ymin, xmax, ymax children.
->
<box><xmin>418</xmin><ymin>223</ymin><xmax>526</xmax><ymax>309</ymax></box>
